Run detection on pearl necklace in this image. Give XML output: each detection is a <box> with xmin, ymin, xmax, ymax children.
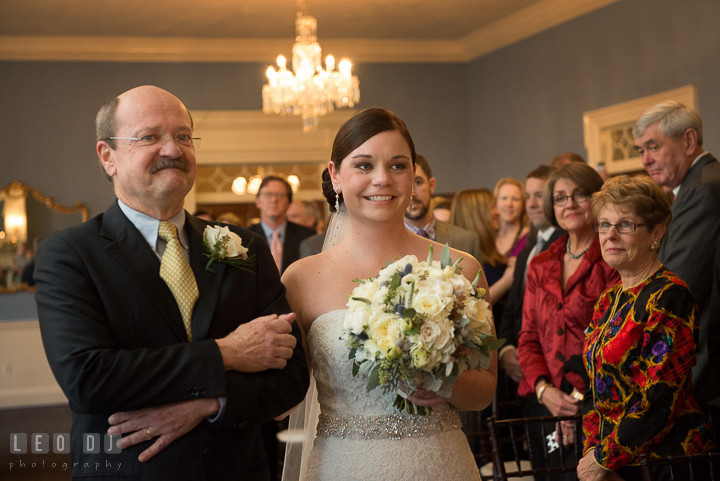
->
<box><xmin>566</xmin><ymin>238</ymin><xmax>591</xmax><ymax>259</ymax></box>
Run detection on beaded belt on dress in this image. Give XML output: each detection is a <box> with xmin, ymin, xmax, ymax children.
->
<box><xmin>316</xmin><ymin>408</ymin><xmax>462</xmax><ymax>440</ymax></box>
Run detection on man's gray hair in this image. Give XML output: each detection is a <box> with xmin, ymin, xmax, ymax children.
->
<box><xmin>95</xmin><ymin>96</ymin><xmax>120</xmax><ymax>182</ymax></box>
<box><xmin>633</xmin><ymin>100</ymin><xmax>703</xmax><ymax>146</ymax></box>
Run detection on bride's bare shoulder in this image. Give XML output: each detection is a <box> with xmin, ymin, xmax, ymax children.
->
<box><xmin>283</xmin><ymin>253</ymin><xmax>328</xmax><ymax>286</ymax></box>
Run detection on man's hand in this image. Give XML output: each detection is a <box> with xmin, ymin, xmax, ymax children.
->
<box><xmin>107</xmin><ymin>398</ymin><xmax>220</xmax><ymax>462</ymax></box>
<box><xmin>499</xmin><ymin>348</ymin><xmax>524</xmax><ymax>383</ymax></box>
<box><xmin>216</xmin><ymin>313</ymin><xmax>297</xmax><ymax>372</ymax></box>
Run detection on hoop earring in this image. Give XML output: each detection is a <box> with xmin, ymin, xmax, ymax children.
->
<box><xmin>335</xmin><ymin>187</ymin><xmax>341</xmax><ymax>213</ymax></box>
<box><xmin>650</xmin><ymin>241</ymin><xmax>660</xmax><ymax>252</ymax></box>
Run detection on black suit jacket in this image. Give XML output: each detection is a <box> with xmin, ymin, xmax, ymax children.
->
<box><xmin>34</xmin><ymin>201</ymin><xmax>309</xmax><ymax>480</ymax></box>
<box><xmin>499</xmin><ymin>228</ymin><xmax>565</xmax><ymax>349</ymax></box>
<box><xmin>659</xmin><ymin>153</ymin><xmax>720</xmax><ymax>406</ymax></box>
<box><xmin>248</xmin><ymin>221</ymin><xmax>316</xmax><ymax>274</ymax></box>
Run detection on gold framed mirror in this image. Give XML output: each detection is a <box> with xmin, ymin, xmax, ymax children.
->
<box><xmin>1</xmin><ymin>180</ymin><xmax>88</xmax><ymax>293</ymax></box>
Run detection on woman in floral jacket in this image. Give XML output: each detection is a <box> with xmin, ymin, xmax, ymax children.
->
<box><xmin>579</xmin><ymin>175</ymin><xmax>714</xmax><ymax>481</ymax></box>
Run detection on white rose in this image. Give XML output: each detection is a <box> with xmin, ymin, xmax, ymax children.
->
<box><xmin>434</xmin><ymin>279</ymin><xmax>454</xmax><ymax>299</ymax></box>
<box><xmin>351</xmin><ymin>280</ymin><xmax>379</xmax><ymax>301</ymax></box>
<box><xmin>412</xmin><ymin>291</ymin><xmax>445</xmax><ymax>317</ymax></box>
<box><xmin>433</xmin><ymin>319</ymin><xmax>453</xmax><ymax>350</ymax></box>
<box><xmin>344</xmin><ymin>303</ymin><xmax>371</xmax><ymax>334</ymax></box>
<box><xmin>419</xmin><ymin>320</ymin><xmax>441</xmax><ymax>345</ymax></box>
<box><xmin>204</xmin><ymin>225</ymin><xmax>248</xmax><ymax>259</ymax></box>
<box><xmin>368</xmin><ymin>313</ymin><xmax>404</xmax><ymax>354</ymax></box>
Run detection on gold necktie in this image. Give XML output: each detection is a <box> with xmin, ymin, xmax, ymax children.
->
<box><xmin>271</xmin><ymin>230</ymin><xmax>283</xmax><ymax>273</ymax></box>
<box><xmin>158</xmin><ymin>221</ymin><xmax>198</xmax><ymax>341</ymax></box>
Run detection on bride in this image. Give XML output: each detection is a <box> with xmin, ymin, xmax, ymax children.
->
<box><xmin>281</xmin><ymin>107</ymin><xmax>497</xmax><ymax>480</ymax></box>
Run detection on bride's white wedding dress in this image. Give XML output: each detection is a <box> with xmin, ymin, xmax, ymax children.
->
<box><xmin>301</xmin><ymin>310</ymin><xmax>482</xmax><ymax>481</ymax></box>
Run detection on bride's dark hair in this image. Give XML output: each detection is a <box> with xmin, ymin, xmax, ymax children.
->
<box><xmin>322</xmin><ymin>107</ymin><xmax>417</xmax><ymax>212</ymax></box>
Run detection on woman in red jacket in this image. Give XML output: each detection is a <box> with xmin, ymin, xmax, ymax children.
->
<box><xmin>518</xmin><ymin>163</ymin><xmax>620</xmax><ymax>479</ymax></box>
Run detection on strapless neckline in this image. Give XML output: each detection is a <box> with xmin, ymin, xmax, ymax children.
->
<box><xmin>307</xmin><ymin>309</ymin><xmax>345</xmax><ymax>337</ymax></box>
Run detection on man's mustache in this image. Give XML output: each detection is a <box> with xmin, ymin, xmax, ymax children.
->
<box><xmin>149</xmin><ymin>158</ymin><xmax>191</xmax><ymax>174</ymax></box>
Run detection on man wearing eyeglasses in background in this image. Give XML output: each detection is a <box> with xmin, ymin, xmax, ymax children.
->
<box><xmin>247</xmin><ymin>175</ymin><xmax>315</xmax><ymax>478</ymax></box>
<box><xmin>634</xmin><ymin>100</ymin><xmax>720</xmax><ymax>430</ymax></box>
<box><xmin>248</xmin><ymin>176</ymin><xmax>316</xmax><ymax>275</ymax></box>
<box><xmin>34</xmin><ymin>85</ymin><xmax>309</xmax><ymax>480</ymax></box>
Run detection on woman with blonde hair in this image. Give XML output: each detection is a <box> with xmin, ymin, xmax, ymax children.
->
<box><xmin>450</xmin><ymin>189</ymin><xmax>513</xmax><ymax>318</ymax></box>
<box><xmin>494</xmin><ymin>178</ymin><xmax>529</xmax><ymax>258</ymax></box>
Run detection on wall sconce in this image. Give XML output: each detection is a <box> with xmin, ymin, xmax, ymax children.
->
<box><xmin>3</xmin><ymin>193</ymin><xmax>27</xmax><ymax>243</ymax></box>
<box><xmin>247</xmin><ymin>176</ymin><xmax>263</xmax><ymax>195</ymax></box>
<box><xmin>287</xmin><ymin>175</ymin><xmax>300</xmax><ymax>193</ymax></box>
<box><xmin>231</xmin><ymin>177</ymin><xmax>247</xmax><ymax>195</ymax></box>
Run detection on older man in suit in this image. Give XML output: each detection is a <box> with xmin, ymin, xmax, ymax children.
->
<box><xmin>34</xmin><ymin>86</ymin><xmax>309</xmax><ymax>480</ymax></box>
<box><xmin>404</xmin><ymin>155</ymin><xmax>481</xmax><ymax>260</ymax></box>
<box><xmin>634</xmin><ymin>100</ymin><xmax>720</xmax><ymax>415</ymax></box>
<box><xmin>248</xmin><ymin>176</ymin><xmax>316</xmax><ymax>274</ymax></box>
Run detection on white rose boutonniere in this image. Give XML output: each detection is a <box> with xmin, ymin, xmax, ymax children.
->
<box><xmin>202</xmin><ymin>225</ymin><xmax>254</xmax><ymax>273</ymax></box>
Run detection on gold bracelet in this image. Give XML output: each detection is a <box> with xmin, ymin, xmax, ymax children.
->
<box><xmin>536</xmin><ymin>383</ymin><xmax>550</xmax><ymax>404</ymax></box>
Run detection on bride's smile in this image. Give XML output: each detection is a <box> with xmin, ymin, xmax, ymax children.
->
<box><xmin>330</xmin><ymin>129</ymin><xmax>414</xmax><ymax>222</ymax></box>
<box><xmin>281</xmin><ymin>108</ymin><xmax>496</xmax><ymax>481</ymax></box>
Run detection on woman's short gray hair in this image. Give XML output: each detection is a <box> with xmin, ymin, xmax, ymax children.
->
<box><xmin>633</xmin><ymin>100</ymin><xmax>703</xmax><ymax>146</ymax></box>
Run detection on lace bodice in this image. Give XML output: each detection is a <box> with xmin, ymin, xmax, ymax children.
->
<box><xmin>301</xmin><ymin>310</ymin><xmax>481</xmax><ymax>481</ymax></box>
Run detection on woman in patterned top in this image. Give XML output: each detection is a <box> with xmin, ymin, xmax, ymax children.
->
<box><xmin>578</xmin><ymin>175</ymin><xmax>715</xmax><ymax>481</ymax></box>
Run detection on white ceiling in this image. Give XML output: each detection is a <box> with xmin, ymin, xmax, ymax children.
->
<box><xmin>0</xmin><ymin>0</ymin><xmax>620</xmax><ymax>62</ymax></box>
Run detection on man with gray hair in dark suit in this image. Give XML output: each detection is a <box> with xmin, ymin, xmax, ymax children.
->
<box><xmin>634</xmin><ymin>100</ymin><xmax>720</xmax><ymax>423</ymax></box>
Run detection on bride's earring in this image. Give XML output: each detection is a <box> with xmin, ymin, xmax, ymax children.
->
<box><xmin>335</xmin><ymin>186</ymin><xmax>341</xmax><ymax>213</ymax></box>
<box><xmin>409</xmin><ymin>189</ymin><xmax>414</xmax><ymax>212</ymax></box>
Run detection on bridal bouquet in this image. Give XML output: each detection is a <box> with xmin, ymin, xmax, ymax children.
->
<box><xmin>342</xmin><ymin>244</ymin><xmax>503</xmax><ymax>415</ymax></box>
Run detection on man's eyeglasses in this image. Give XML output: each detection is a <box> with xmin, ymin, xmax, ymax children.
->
<box><xmin>593</xmin><ymin>222</ymin><xmax>646</xmax><ymax>233</ymax></box>
<box><xmin>552</xmin><ymin>191</ymin><xmax>590</xmax><ymax>206</ymax></box>
<box><xmin>259</xmin><ymin>192</ymin><xmax>288</xmax><ymax>200</ymax></box>
<box><xmin>106</xmin><ymin>134</ymin><xmax>201</xmax><ymax>149</ymax></box>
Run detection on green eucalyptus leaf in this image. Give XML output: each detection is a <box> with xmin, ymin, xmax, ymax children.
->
<box><xmin>350</xmin><ymin>297</ymin><xmax>372</xmax><ymax>305</ymax></box>
<box><xmin>485</xmin><ymin>338</ymin><xmax>506</xmax><ymax>350</ymax></box>
<box><xmin>441</xmin><ymin>243</ymin><xmax>452</xmax><ymax>269</ymax></box>
<box><xmin>367</xmin><ymin>365</ymin><xmax>381</xmax><ymax>392</ymax></box>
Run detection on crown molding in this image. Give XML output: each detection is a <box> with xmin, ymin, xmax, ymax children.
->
<box><xmin>462</xmin><ymin>0</ymin><xmax>621</xmax><ymax>60</ymax></box>
<box><xmin>0</xmin><ymin>0</ymin><xmax>619</xmax><ymax>64</ymax></box>
<box><xmin>0</xmin><ymin>35</ymin><xmax>465</xmax><ymax>63</ymax></box>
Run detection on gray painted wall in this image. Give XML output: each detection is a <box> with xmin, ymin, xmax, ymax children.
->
<box><xmin>2</xmin><ymin>0</ymin><xmax>720</xmax><ymax>216</ymax></box>
<box><xmin>467</xmin><ymin>0</ymin><xmax>720</xmax><ymax>186</ymax></box>
<box><xmin>0</xmin><ymin>61</ymin><xmax>468</xmax><ymax>217</ymax></box>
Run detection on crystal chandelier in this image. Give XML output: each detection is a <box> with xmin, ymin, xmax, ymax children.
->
<box><xmin>262</xmin><ymin>0</ymin><xmax>360</xmax><ymax>132</ymax></box>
